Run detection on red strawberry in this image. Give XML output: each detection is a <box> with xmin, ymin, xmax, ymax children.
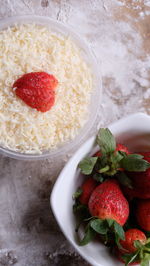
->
<box><xmin>116</xmin><ymin>143</ymin><xmax>130</xmax><ymax>155</ymax></box>
<box><xmin>88</xmin><ymin>179</ymin><xmax>129</xmax><ymax>226</ymax></box>
<box><xmin>13</xmin><ymin>72</ymin><xmax>58</xmax><ymax>112</ymax></box>
<box><xmin>136</xmin><ymin>190</ymin><xmax>150</xmax><ymax>199</ymax></box>
<box><xmin>117</xmin><ymin>229</ymin><xmax>150</xmax><ymax>265</ymax></box>
<box><xmin>121</xmin><ymin>186</ymin><xmax>137</xmax><ymax>201</ymax></box>
<box><xmin>136</xmin><ymin>199</ymin><xmax>150</xmax><ymax>231</ymax></box>
<box><xmin>120</xmin><ymin>229</ymin><xmax>146</xmax><ymax>253</ymax></box>
<box><xmin>121</xmin><ymin>185</ymin><xmax>150</xmax><ymax>201</ymax></box>
<box><xmin>128</xmin><ymin>152</ymin><xmax>150</xmax><ymax>198</ymax></box>
<box><xmin>79</xmin><ymin>178</ymin><xmax>98</xmax><ymax>205</ymax></box>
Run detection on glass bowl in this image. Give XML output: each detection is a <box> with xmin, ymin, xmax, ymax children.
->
<box><xmin>0</xmin><ymin>15</ymin><xmax>102</xmax><ymax>160</ymax></box>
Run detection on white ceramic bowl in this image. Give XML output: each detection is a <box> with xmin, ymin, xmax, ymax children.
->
<box><xmin>0</xmin><ymin>15</ymin><xmax>101</xmax><ymax>160</ymax></box>
<box><xmin>51</xmin><ymin>113</ymin><xmax>150</xmax><ymax>266</ymax></box>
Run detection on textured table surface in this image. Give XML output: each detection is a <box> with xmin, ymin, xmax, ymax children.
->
<box><xmin>0</xmin><ymin>0</ymin><xmax>150</xmax><ymax>265</ymax></box>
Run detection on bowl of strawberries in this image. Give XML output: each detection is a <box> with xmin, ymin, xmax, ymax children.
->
<box><xmin>51</xmin><ymin>112</ymin><xmax>150</xmax><ymax>266</ymax></box>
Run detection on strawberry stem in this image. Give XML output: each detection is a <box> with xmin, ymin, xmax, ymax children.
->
<box><xmin>99</xmin><ymin>165</ymin><xmax>110</xmax><ymax>173</ymax></box>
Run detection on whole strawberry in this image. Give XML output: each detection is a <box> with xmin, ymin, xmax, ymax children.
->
<box><xmin>120</xmin><ymin>229</ymin><xmax>146</xmax><ymax>253</ymax></box>
<box><xmin>13</xmin><ymin>72</ymin><xmax>58</xmax><ymax>112</ymax></box>
<box><xmin>88</xmin><ymin>179</ymin><xmax>129</xmax><ymax>226</ymax></box>
<box><xmin>79</xmin><ymin>178</ymin><xmax>98</xmax><ymax>205</ymax></box>
<box><xmin>117</xmin><ymin>229</ymin><xmax>150</xmax><ymax>266</ymax></box>
<box><xmin>136</xmin><ymin>199</ymin><xmax>150</xmax><ymax>231</ymax></box>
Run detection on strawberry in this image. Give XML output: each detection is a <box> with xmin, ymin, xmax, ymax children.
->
<box><xmin>116</xmin><ymin>143</ymin><xmax>130</xmax><ymax>155</ymax></box>
<box><xmin>13</xmin><ymin>72</ymin><xmax>58</xmax><ymax>112</ymax></box>
<box><xmin>79</xmin><ymin>178</ymin><xmax>98</xmax><ymax>205</ymax></box>
<box><xmin>136</xmin><ymin>199</ymin><xmax>150</xmax><ymax>231</ymax></box>
<box><xmin>117</xmin><ymin>229</ymin><xmax>150</xmax><ymax>266</ymax></box>
<box><xmin>135</xmin><ymin>190</ymin><xmax>150</xmax><ymax>199</ymax></box>
<box><xmin>88</xmin><ymin>179</ymin><xmax>129</xmax><ymax>226</ymax></box>
<box><xmin>121</xmin><ymin>185</ymin><xmax>150</xmax><ymax>201</ymax></box>
<box><xmin>120</xmin><ymin>229</ymin><xmax>146</xmax><ymax>253</ymax></box>
<box><xmin>121</xmin><ymin>186</ymin><xmax>137</xmax><ymax>201</ymax></box>
<box><xmin>79</xmin><ymin>128</ymin><xmax>150</xmax><ymax>178</ymax></box>
<box><xmin>77</xmin><ymin>179</ymin><xmax>128</xmax><ymax>246</ymax></box>
<box><xmin>128</xmin><ymin>152</ymin><xmax>150</xmax><ymax>198</ymax></box>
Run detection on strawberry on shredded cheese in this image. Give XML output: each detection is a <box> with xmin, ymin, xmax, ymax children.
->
<box><xmin>0</xmin><ymin>24</ymin><xmax>93</xmax><ymax>154</ymax></box>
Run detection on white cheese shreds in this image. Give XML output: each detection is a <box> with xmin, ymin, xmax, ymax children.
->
<box><xmin>0</xmin><ymin>24</ymin><xmax>92</xmax><ymax>154</ymax></box>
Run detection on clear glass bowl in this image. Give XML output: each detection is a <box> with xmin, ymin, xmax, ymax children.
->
<box><xmin>0</xmin><ymin>15</ymin><xmax>102</xmax><ymax>160</ymax></box>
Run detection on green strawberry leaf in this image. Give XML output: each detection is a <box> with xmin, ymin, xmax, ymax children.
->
<box><xmin>78</xmin><ymin>157</ymin><xmax>98</xmax><ymax>175</ymax></box>
<box><xmin>141</xmin><ymin>257</ymin><xmax>150</xmax><ymax>266</ymax></box>
<box><xmin>127</xmin><ymin>154</ymin><xmax>144</xmax><ymax>159</ymax></box>
<box><xmin>93</xmin><ymin>173</ymin><xmax>104</xmax><ymax>182</ymax></box>
<box><xmin>145</xmin><ymin>242</ymin><xmax>150</xmax><ymax>249</ymax></box>
<box><xmin>79</xmin><ymin>224</ymin><xmax>96</xmax><ymax>246</ymax></box>
<box><xmin>99</xmin><ymin>165</ymin><xmax>110</xmax><ymax>173</ymax></box>
<box><xmin>73</xmin><ymin>202</ymin><xmax>90</xmax><ymax>224</ymax></box>
<box><xmin>117</xmin><ymin>172</ymin><xmax>133</xmax><ymax>189</ymax></box>
<box><xmin>73</xmin><ymin>203</ymin><xmax>87</xmax><ymax>213</ymax></box>
<box><xmin>145</xmin><ymin>231</ymin><xmax>150</xmax><ymax>238</ymax></box>
<box><xmin>118</xmin><ymin>151</ymin><xmax>128</xmax><ymax>157</ymax></box>
<box><xmin>73</xmin><ymin>188</ymin><xmax>82</xmax><ymax>199</ymax></box>
<box><xmin>96</xmin><ymin>128</ymin><xmax>116</xmax><ymax>154</ymax></box>
<box><xmin>106</xmin><ymin>219</ymin><xmax>114</xmax><ymax>227</ymax></box>
<box><xmin>145</xmin><ymin>239</ymin><xmax>150</xmax><ymax>248</ymax></box>
<box><xmin>145</xmin><ymin>251</ymin><xmax>150</xmax><ymax>255</ymax></box>
<box><xmin>122</xmin><ymin>252</ymin><xmax>139</xmax><ymax>266</ymax></box>
<box><xmin>115</xmin><ymin>234</ymin><xmax>122</xmax><ymax>248</ymax></box>
<box><xmin>120</xmin><ymin>154</ymin><xmax>150</xmax><ymax>172</ymax></box>
<box><xmin>134</xmin><ymin>240</ymin><xmax>143</xmax><ymax>249</ymax></box>
<box><xmin>97</xmin><ymin>154</ymin><xmax>108</xmax><ymax>168</ymax></box>
<box><xmin>90</xmin><ymin>219</ymin><xmax>108</xmax><ymax>235</ymax></box>
<box><xmin>97</xmin><ymin>150</ymin><xmax>124</xmax><ymax>176</ymax></box>
<box><xmin>110</xmin><ymin>151</ymin><xmax>124</xmax><ymax>165</ymax></box>
<box><xmin>114</xmin><ymin>221</ymin><xmax>125</xmax><ymax>240</ymax></box>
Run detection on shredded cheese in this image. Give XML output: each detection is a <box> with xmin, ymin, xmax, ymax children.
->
<box><xmin>0</xmin><ymin>24</ymin><xmax>92</xmax><ymax>154</ymax></box>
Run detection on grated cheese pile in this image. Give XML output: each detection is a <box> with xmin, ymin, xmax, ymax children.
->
<box><xmin>0</xmin><ymin>24</ymin><xmax>92</xmax><ymax>154</ymax></box>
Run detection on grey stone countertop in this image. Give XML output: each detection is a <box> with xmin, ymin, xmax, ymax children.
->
<box><xmin>0</xmin><ymin>0</ymin><xmax>150</xmax><ymax>265</ymax></box>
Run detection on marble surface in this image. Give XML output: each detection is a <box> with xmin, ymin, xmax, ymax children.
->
<box><xmin>0</xmin><ymin>0</ymin><xmax>150</xmax><ymax>265</ymax></box>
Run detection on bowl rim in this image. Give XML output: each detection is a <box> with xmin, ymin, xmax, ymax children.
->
<box><xmin>0</xmin><ymin>15</ymin><xmax>102</xmax><ymax>160</ymax></box>
<box><xmin>50</xmin><ymin>112</ymin><xmax>150</xmax><ymax>266</ymax></box>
